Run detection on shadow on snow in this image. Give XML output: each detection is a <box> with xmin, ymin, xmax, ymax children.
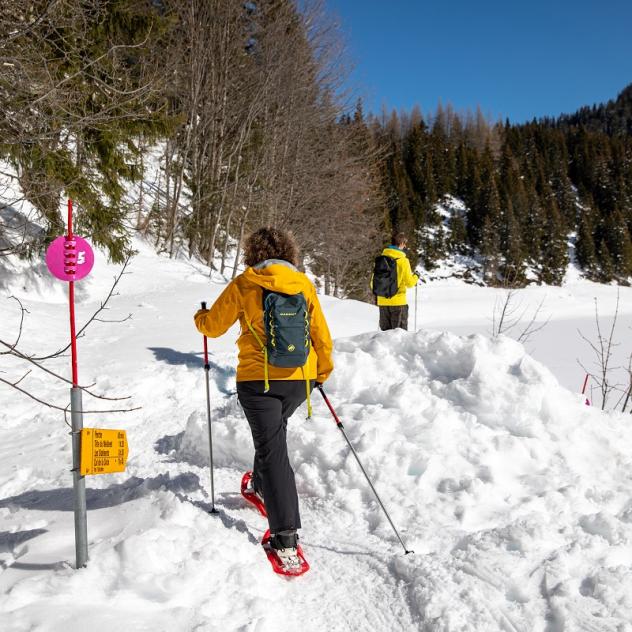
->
<box><xmin>148</xmin><ymin>346</ymin><xmax>236</xmax><ymax>395</ymax></box>
<box><xmin>0</xmin><ymin>472</ymin><xmax>201</xmax><ymax>512</ymax></box>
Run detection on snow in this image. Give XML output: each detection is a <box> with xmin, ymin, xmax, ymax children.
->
<box><xmin>1</xmin><ymin>232</ymin><xmax>632</xmax><ymax>630</ymax></box>
<box><xmin>420</xmin><ymin>279</ymin><xmax>632</xmax><ymax>403</ymax></box>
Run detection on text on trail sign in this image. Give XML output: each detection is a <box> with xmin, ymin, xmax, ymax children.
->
<box><xmin>80</xmin><ymin>429</ymin><xmax>129</xmax><ymax>476</ymax></box>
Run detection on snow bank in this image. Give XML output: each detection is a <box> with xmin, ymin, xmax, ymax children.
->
<box><xmin>171</xmin><ymin>329</ymin><xmax>632</xmax><ymax>631</ymax></box>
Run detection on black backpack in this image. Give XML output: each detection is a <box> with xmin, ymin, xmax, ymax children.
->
<box><xmin>372</xmin><ymin>255</ymin><xmax>398</xmax><ymax>298</ymax></box>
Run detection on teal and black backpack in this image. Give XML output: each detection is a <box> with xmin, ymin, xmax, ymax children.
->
<box><xmin>262</xmin><ymin>290</ymin><xmax>310</xmax><ymax>368</ymax></box>
<box><xmin>247</xmin><ymin>290</ymin><xmax>313</xmax><ymax>416</ymax></box>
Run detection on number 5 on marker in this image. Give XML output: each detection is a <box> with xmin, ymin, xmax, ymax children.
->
<box><xmin>77</xmin><ymin>251</ymin><xmax>86</xmax><ymax>265</ymax></box>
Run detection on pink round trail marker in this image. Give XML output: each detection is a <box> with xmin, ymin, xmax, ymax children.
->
<box><xmin>46</xmin><ymin>235</ymin><xmax>95</xmax><ymax>282</ymax></box>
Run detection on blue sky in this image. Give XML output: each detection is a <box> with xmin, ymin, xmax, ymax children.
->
<box><xmin>324</xmin><ymin>0</ymin><xmax>632</xmax><ymax>122</ymax></box>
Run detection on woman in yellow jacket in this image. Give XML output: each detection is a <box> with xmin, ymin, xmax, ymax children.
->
<box><xmin>194</xmin><ymin>227</ymin><xmax>333</xmax><ymax>567</ymax></box>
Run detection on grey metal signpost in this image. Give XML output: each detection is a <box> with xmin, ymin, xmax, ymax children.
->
<box><xmin>71</xmin><ymin>387</ymin><xmax>88</xmax><ymax>567</ymax></box>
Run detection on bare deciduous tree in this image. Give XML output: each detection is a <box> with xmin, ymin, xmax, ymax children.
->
<box><xmin>491</xmin><ymin>288</ymin><xmax>550</xmax><ymax>344</ymax></box>
<box><xmin>578</xmin><ymin>291</ymin><xmax>624</xmax><ymax>410</ymax></box>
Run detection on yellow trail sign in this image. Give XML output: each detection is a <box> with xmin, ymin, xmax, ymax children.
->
<box><xmin>80</xmin><ymin>428</ymin><xmax>129</xmax><ymax>476</ymax></box>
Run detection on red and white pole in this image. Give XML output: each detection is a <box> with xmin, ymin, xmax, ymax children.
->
<box><xmin>67</xmin><ymin>199</ymin><xmax>79</xmax><ymax>387</ymax></box>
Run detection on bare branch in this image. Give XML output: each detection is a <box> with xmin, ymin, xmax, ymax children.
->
<box><xmin>13</xmin><ymin>369</ymin><xmax>32</xmax><ymax>387</ymax></box>
<box><xmin>622</xmin><ymin>352</ymin><xmax>632</xmax><ymax>413</ymax></box>
<box><xmin>0</xmin><ymin>1</ymin><xmax>59</xmax><ymax>50</ymax></box>
<box><xmin>577</xmin><ymin>292</ymin><xmax>622</xmax><ymax>410</ymax></box>
<box><xmin>0</xmin><ymin>376</ymin><xmax>140</xmax><ymax>414</ymax></box>
<box><xmin>492</xmin><ymin>289</ymin><xmax>549</xmax><ymax>344</ymax></box>
<box><xmin>94</xmin><ymin>314</ymin><xmax>133</xmax><ymax>324</ymax></box>
<box><xmin>29</xmin><ymin>33</ymin><xmax>154</xmax><ymax>109</ymax></box>
<box><xmin>31</xmin><ymin>254</ymin><xmax>132</xmax><ymax>361</ymax></box>
<box><xmin>517</xmin><ymin>297</ymin><xmax>550</xmax><ymax>344</ymax></box>
<box><xmin>0</xmin><ymin>338</ymin><xmax>131</xmax><ymax>402</ymax></box>
<box><xmin>1</xmin><ymin>296</ymin><xmax>30</xmax><ymax>353</ymax></box>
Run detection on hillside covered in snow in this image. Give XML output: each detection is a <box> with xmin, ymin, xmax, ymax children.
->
<box><xmin>1</xmin><ymin>241</ymin><xmax>632</xmax><ymax>631</ymax></box>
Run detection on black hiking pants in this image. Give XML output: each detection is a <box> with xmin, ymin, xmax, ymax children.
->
<box><xmin>237</xmin><ymin>380</ymin><xmax>313</xmax><ymax>533</ymax></box>
<box><xmin>379</xmin><ymin>305</ymin><xmax>409</xmax><ymax>331</ymax></box>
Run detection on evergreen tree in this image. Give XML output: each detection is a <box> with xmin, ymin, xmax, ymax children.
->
<box><xmin>605</xmin><ymin>209</ymin><xmax>632</xmax><ymax>278</ymax></box>
<box><xmin>575</xmin><ymin>207</ymin><xmax>598</xmax><ymax>278</ymax></box>
<box><xmin>480</xmin><ymin>215</ymin><xmax>500</xmax><ymax>284</ymax></box>
<box><xmin>2</xmin><ymin>0</ymin><xmax>174</xmax><ymax>260</ymax></box>
<box><xmin>448</xmin><ymin>213</ymin><xmax>468</xmax><ymax>254</ymax></box>
<box><xmin>501</xmin><ymin>199</ymin><xmax>525</xmax><ymax>283</ymax></box>
<box><xmin>403</xmin><ymin>121</ymin><xmax>433</xmax><ymax>223</ymax></box>
<box><xmin>540</xmin><ymin>201</ymin><xmax>568</xmax><ymax>284</ymax></box>
<box><xmin>461</xmin><ymin>147</ymin><xmax>481</xmax><ymax>213</ymax></box>
<box><xmin>430</xmin><ymin>105</ymin><xmax>452</xmax><ymax>197</ymax></box>
<box><xmin>467</xmin><ymin>146</ymin><xmax>499</xmax><ymax>246</ymax></box>
<box><xmin>454</xmin><ymin>142</ymin><xmax>470</xmax><ymax>201</ymax></box>
<box><xmin>419</xmin><ymin>223</ymin><xmax>446</xmax><ymax>269</ymax></box>
<box><xmin>522</xmin><ymin>190</ymin><xmax>545</xmax><ymax>264</ymax></box>
<box><xmin>597</xmin><ymin>239</ymin><xmax>615</xmax><ymax>282</ymax></box>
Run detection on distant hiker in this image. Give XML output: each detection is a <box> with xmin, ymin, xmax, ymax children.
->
<box><xmin>371</xmin><ymin>232</ymin><xmax>419</xmax><ymax>331</ymax></box>
<box><xmin>194</xmin><ymin>227</ymin><xmax>333</xmax><ymax>573</ymax></box>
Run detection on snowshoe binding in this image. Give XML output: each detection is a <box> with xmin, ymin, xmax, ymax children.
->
<box><xmin>261</xmin><ymin>529</ymin><xmax>310</xmax><ymax>577</ymax></box>
<box><xmin>241</xmin><ymin>471</ymin><xmax>267</xmax><ymax>517</ymax></box>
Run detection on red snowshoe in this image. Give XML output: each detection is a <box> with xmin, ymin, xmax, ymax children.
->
<box><xmin>241</xmin><ymin>471</ymin><xmax>267</xmax><ymax>517</ymax></box>
<box><xmin>261</xmin><ymin>529</ymin><xmax>310</xmax><ymax>577</ymax></box>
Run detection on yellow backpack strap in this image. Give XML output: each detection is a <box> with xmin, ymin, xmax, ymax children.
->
<box><xmin>301</xmin><ymin>366</ymin><xmax>312</xmax><ymax>419</ymax></box>
<box><xmin>247</xmin><ymin>320</ymin><xmax>270</xmax><ymax>393</ymax></box>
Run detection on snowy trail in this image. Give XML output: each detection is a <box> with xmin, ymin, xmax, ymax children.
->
<box><xmin>2</xmin><ymin>243</ymin><xmax>632</xmax><ymax>631</ymax></box>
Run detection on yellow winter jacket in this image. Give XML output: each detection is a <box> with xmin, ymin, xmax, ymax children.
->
<box><xmin>374</xmin><ymin>247</ymin><xmax>419</xmax><ymax>307</ymax></box>
<box><xmin>194</xmin><ymin>259</ymin><xmax>334</xmax><ymax>384</ymax></box>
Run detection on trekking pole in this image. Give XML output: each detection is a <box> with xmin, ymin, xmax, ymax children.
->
<box><xmin>201</xmin><ymin>301</ymin><xmax>219</xmax><ymax>514</ymax></box>
<box><xmin>316</xmin><ymin>385</ymin><xmax>413</xmax><ymax>555</ymax></box>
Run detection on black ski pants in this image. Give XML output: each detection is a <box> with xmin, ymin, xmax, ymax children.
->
<box><xmin>237</xmin><ymin>380</ymin><xmax>313</xmax><ymax>533</ymax></box>
<box><xmin>379</xmin><ymin>305</ymin><xmax>409</xmax><ymax>331</ymax></box>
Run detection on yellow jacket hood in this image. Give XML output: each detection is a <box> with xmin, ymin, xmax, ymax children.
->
<box><xmin>242</xmin><ymin>259</ymin><xmax>307</xmax><ymax>294</ymax></box>
<box><xmin>382</xmin><ymin>246</ymin><xmax>406</xmax><ymax>259</ymax></box>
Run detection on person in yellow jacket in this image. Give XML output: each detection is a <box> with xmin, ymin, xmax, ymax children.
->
<box><xmin>374</xmin><ymin>232</ymin><xmax>419</xmax><ymax>331</ymax></box>
<box><xmin>194</xmin><ymin>227</ymin><xmax>333</xmax><ymax>567</ymax></box>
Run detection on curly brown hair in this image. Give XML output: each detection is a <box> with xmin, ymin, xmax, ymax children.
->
<box><xmin>243</xmin><ymin>227</ymin><xmax>300</xmax><ymax>267</ymax></box>
<box><xmin>392</xmin><ymin>231</ymin><xmax>408</xmax><ymax>247</ymax></box>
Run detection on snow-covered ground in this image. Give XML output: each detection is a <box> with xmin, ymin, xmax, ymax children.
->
<box><xmin>1</xmin><ymin>235</ymin><xmax>632</xmax><ymax>631</ymax></box>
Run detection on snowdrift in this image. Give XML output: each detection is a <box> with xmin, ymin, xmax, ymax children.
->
<box><xmin>167</xmin><ymin>330</ymin><xmax>632</xmax><ymax>631</ymax></box>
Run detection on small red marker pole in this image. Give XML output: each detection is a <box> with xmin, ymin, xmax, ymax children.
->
<box><xmin>581</xmin><ymin>373</ymin><xmax>590</xmax><ymax>406</ymax></box>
